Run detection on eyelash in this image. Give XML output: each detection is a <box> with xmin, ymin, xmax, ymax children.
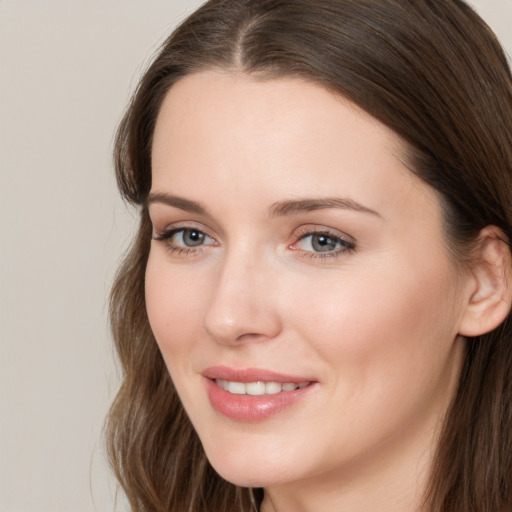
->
<box><xmin>152</xmin><ymin>225</ymin><xmax>356</xmax><ymax>260</ymax></box>
<box><xmin>152</xmin><ymin>225</ymin><xmax>216</xmax><ymax>256</ymax></box>
<box><xmin>291</xmin><ymin>227</ymin><xmax>356</xmax><ymax>260</ymax></box>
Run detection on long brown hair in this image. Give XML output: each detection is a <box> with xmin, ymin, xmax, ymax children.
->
<box><xmin>106</xmin><ymin>1</ymin><xmax>512</xmax><ymax>510</ymax></box>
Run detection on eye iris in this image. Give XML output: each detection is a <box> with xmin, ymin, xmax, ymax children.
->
<box><xmin>312</xmin><ymin>234</ymin><xmax>337</xmax><ymax>252</ymax></box>
<box><xmin>183</xmin><ymin>229</ymin><xmax>205</xmax><ymax>247</ymax></box>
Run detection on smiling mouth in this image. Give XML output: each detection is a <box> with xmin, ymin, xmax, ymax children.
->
<box><xmin>215</xmin><ymin>379</ymin><xmax>311</xmax><ymax>395</ymax></box>
<box><xmin>205</xmin><ymin>371</ymin><xmax>316</xmax><ymax>421</ymax></box>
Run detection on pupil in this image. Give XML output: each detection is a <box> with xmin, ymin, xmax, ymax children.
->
<box><xmin>184</xmin><ymin>230</ymin><xmax>204</xmax><ymax>247</ymax></box>
<box><xmin>312</xmin><ymin>234</ymin><xmax>336</xmax><ymax>252</ymax></box>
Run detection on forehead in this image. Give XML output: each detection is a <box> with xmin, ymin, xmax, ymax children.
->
<box><xmin>152</xmin><ymin>70</ymin><xmax>404</xmax><ymax>168</ymax></box>
<box><xmin>151</xmin><ymin>70</ymin><xmax>438</xmax><ymax>223</ymax></box>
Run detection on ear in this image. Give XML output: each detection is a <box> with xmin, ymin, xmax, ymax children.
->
<box><xmin>458</xmin><ymin>226</ymin><xmax>512</xmax><ymax>337</ymax></box>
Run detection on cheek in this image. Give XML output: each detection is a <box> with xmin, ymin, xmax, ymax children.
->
<box><xmin>289</xmin><ymin>257</ymin><xmax>463</xmax><ymax>398</ymax></box>
<box><xmin>281</xmin><ymin>264</ymin><xmax>464</xmax><ymax>463</ymax></box>
<box><xmin>145</xmin><ymin>250</ymin><xmax>205</xmax><ymax>358</ymax></box>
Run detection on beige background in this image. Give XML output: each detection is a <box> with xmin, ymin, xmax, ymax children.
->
<box><xmin>0</xmin><ymin>1</ymin><xmax>510</xmax><ymax>511</ymax></box>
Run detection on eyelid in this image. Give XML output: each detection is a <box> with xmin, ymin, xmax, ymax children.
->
<box><xmin>290</xmin><ymin>225</ymin><xmax>356</xmax><ymax>258</ymax></box>
<box><xmin>152</xmin><ymin>222</ymin><xmax>218</xmax><ymax>256</ymax></box>
<box><xmin>293</xmin><ymin>224</ymin><xmax>356</xmax><ymax>245</ymax></box>
<box><xmin>152</xmin><ymin>221</ymin><xmax>216</xmax><ymax>240</ymax></box>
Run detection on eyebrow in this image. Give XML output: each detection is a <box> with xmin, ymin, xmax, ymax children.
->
<box><xmin>269</xmin><ymin>197</ymin><xmax>381</xmax><ymax>218</ymax></box>
<box><xmin>146</xmin><ymin>192</ymin><xmax>381</xmax><ymax>219</ymax></box>
<box><xmin>146</xmin><ymin>192</ymin><xmax>206</xmax><ymax>215</ymax></box>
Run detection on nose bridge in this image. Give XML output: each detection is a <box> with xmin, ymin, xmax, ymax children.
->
<box><xmin>202</xmin><ymin>241</ymin><xmax>281</xmax><ymax>345</ymax></box>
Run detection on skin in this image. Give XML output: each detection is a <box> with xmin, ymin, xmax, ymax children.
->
<box><xmin>146</xmin><ymin>70</ymin><xmax>476</xmax><ymax>512</ymax></box>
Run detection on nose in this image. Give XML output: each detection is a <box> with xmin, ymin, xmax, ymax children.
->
<box><xmin>202</xmin><ymin>249</ymin><xmax>283</xmax><ymax>346</ymax></box>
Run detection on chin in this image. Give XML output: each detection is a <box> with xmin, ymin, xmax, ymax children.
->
<box><xmin>203</xmin><ymin>443</ymin><xmax>296</xmax><ymax>488</ymax></box>
<box><xmin>212</xmin><ymin>465</ymin><xmax>285</xmax><ymax>489</ymax></box>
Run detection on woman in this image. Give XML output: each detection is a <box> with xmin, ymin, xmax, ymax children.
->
<box><xmin>106</xmin><ymin>1</ymin><xmax>512</xmax><ymax>510</ymax></box>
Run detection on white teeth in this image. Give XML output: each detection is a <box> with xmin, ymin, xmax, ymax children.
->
<box><xmin>217</xmin><ymin>379</ymin><xmax>229</xmax><ymax>391</ymax></box>
<box><xmin>246</xmin><ymin>381</ymin><xmax>266</xmax><ymax>396</ymax></box>
<box><xmin>265</xmin><ymin>382</ymin><xmax>282</xmax><ymax>394</ymax></box>
<box><xmin>228</xmin><ymin>381</ymin><xmax>246</xmax><ymax>394</ymax></box>
<box><xmin>215</xmin><ymin>380</ymin><xmax>310</xmax><ymax>395</ymax></box>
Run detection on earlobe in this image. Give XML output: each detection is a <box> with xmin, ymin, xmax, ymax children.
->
<box><xmin>458</xmin><ymin>226</ymin><xmax>512</xmax><ymax>337</ymax></box>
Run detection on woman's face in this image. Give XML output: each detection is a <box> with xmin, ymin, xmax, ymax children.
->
<box><xmin>146</xmin><ymin>71</ymin><xmax>470</xmax><ymax>497</ymax></box>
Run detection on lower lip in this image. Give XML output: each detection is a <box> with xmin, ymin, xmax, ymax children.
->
<box><xmin>205</xmin><ymin>378</ymin><xmax>316</xmax><ymax>422</ymax></box>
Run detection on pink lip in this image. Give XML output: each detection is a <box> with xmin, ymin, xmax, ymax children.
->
<box><xmin>202</xmin><ymin>366</ymin><xmax>317</xmax><ymax>422</ymax></box>
<box><xmin>202</xmin><ymin>366</ymin><xmax>315</xmax><ymax>383</ymax></box>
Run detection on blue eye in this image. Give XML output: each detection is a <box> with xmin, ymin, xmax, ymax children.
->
<box><xmin>306</xmin><ymin>233</ymin><xmax>340</xmax><ymax>252</ymax></box>
<box><xmin>294</xmin><ymin>230</ymin><xmax>355</xmax><ymax>257</ymax></box>
<box><xmin>153</xmin><ymin>227</ymin><xmax>215</xmax><ymax>253</ymax></box>
<box><xmin>175</xmin><ymin>229</ymin><xmax>208</xmax><ymax>247</ymax></box>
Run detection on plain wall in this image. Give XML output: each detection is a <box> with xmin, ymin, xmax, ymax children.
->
<box><xmin>0</xmin><ymin>1</ymin><xmax>510</xmax><ymax>511</ymax></box>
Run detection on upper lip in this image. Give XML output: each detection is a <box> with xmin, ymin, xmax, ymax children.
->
<box><xmin>202</xmin><ymin>365</ymin><xmax>316</xmax><ymax>383</ymax></box>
